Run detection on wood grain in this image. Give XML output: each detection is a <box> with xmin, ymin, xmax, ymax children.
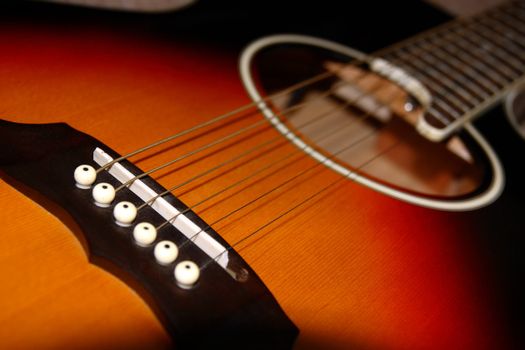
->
<box><xmin>0</xmin><ymin>21</ymin><xmax>516</xmax><ymax>349</ymax></box>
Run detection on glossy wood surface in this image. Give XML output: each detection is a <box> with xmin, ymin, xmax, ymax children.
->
<box><xmin>0</xmin><ymin>3</ymin><xmax>523</xmax><ymax>349</ymax></box>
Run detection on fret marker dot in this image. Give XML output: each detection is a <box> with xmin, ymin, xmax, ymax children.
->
<box><xmin>154</xmin><ymin>240</ymin><xmax>178</xmax><ymax>265</ymax></box>
<box><xmin>113</xmin><ymin>201</ymin><xmax>137</xmax><ymax>226</ymax></box>
<box><xmin>174</xmin><ymin>261</ymin><xmax>199</xmax><ymax>289</ymax></box>
<box><xmin>133</xmin><ymin>222</ymin><xmax>157</xmax><ymax>247</ymax></box>
<box><xmin>74</xmin><ymin>164</ymin><xmax>96</xmax><ymax>188</ymax></box>
<box><xmin>92</xmin><ymin>182</ymin><xmax>115</xmax><ymax>207</ymax></box>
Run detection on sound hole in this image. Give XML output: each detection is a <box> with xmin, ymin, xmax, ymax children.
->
<box><xmin>248</xmin><ymin>42</ymin><xmax>494</xmax><ymax>203</ymax></box>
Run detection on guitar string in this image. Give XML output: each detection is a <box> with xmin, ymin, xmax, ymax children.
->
<box><xmin>96</xmin><ymin>60</ymin><xmax>355</xmax><ymax>175</ymax></box>
<box><xmin>384</xmin><ymin>8</ymin><xmax>520</xmax><ymax>93</ymax></box>
<box><xmin>87</xmin><ymin>1</ymin><xmax>521</xmax><ymax>275</ymax></box>
<box><xmin>393</xmin><ymin>39</ymin><xmax>501</xmax><ymax>97</ymax></box>
<box><xmin>127</xmin><ymin>1</ymin><xmax>519</xmax><ymax>271</ymax></box>
<box><xmin>137</xmin><ymin>72</ymin><xmax>387</xmax><ymax>213</ymax></box>
<box><xmin>138</xmin><ymin>93</ymin><xmax>352</xmax><ymax>213</ymax></box>
<box><xmin>388</xmin><ymin>51</ymin><xmax>477</xmax><ymax>111</ymax></box>
<box><xmin>215</xmin><ymin>4</ymin><xmax>525</xmax><ymax>268</ymax></box>
<box><xmin>386</xmin><ymin>51</ymin><xmax>485</xmax><ymax>125</ymax></box>
<box><xmin>202</xmin><ymin>140</ymin><xmax>401</xmax><ymax>270</ymax></box>
<box><xmin>176</xmin><ymin>88</ymin><xmax>401</xmax><ymax>254</ymax></box>
<box><xmin>374</xmin><ymin>3</ymin><xmax>525</xmax><ymax>130</ymax></box>
<box><xmin>376</xmin><ymin>0</ymin><xmax>522</xmax><ymax>89</ymax></box>
<box><xmin>183</xmin><ymin>121</ymin><xmax>384</xmax><ymax>255</ymax></box>
<box><xmin>372</xmin><ymin>0</ymin><xmax>518</xmax><ymax>59</ymax></box>
<box><xmin>153</xmin><ymin>82</ymin><xmax>388</xmax><ymax>231</ymax></box>
<box><xmin>114</xmin><ymin>75</ymin><xmax>363</xmax><ymax>193</ymax></box>
<box><xmin>101</xmin><ymin>2</ymin><xmax>516</xmax><ymax>266</ymax></box>
<box><xmin>97</xmin><ymin>0</ymin><xmax>517</xmax><ymax>178</ymax></box>
<box><xmin>474</xmin><ymin>17</ymin><xmax>525</xmax><ymax>69</ymax></box>
<box><xmin>390</xmin><ymin>23</ymin><xmax>525</xmax><ymax>107</ymax></box>
<box><xmin>403</xmin><ymin>29</ymin><xmax>518</xmax><ymax>93</ymax></box>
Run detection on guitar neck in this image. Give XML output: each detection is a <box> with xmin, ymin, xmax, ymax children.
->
<box><xmin>380</xmin><ymin>0</ymin><xmax>525</xmax><ymax>136</ymax></box>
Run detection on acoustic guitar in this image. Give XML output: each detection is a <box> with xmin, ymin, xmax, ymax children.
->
<box><xmin>1</xmin><ymin>0</ymin><xmax>524</xmax><ymax>349</ymax></box>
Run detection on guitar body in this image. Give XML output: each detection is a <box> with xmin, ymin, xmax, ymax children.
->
<box><xmin>0</xmin><ymin>1</ymin><xmax>523</xmax><ymax>349</ymax></box>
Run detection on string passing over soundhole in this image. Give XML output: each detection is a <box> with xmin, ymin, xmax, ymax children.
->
<box><xmin>240</xmin><ymin>34</ymin><xmax>504</xmax><ymax>210</ymax></box>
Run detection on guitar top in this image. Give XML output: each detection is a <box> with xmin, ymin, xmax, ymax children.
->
<box><xmin>0</xmin><ymin>0</ymin><xmax>524</xmax><ymax>349</ymax></box>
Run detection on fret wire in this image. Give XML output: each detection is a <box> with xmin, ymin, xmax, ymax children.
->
<box><xmin>488</xmin><ymin>11</ymin><xmax>525</xmax><ymax>39</ymax></box>
<box><xmin>435</xmin><ymin>42</ymin><xmax>510</xmax><ymax>87</ymax></box>
<box><xmin>429</xmin><ymin>81</ymin><xmax>474</xmax><ymax>111</ymax></box>
<box><xmin>386</xmin><ymin>52</ymin><xmax>484</xmax><ymax>114</ymax></box>
<box><xmin>403</xmin><ymin>60</ymin><xmax>482</xmax><ymax>106</ymax></box>
<box><xmin>430</xmin><ymin>88</ymin><xmax>471</xmax><ymax>113</ymax></box>
<box><xmin>375</xmin><ymin>0</ymin><xmax>521</xmax><ymax>58</ymax></box>
<box><xmin>478</xmin><ymin>15</ymin><xmax>525</xmax><ymax>51</ymax></box>
<box><xmin>443</xmin><ymin>31</ymin><xmax>517</xmax><ymax>83</ymax></box>
<box><xmin>396</xmin><ymin>70</ymin><xmax>459</xmax><ymax>125</ymax></box>
<box><xmin>415</xmin><ymin>37</ymin><xmax>507</xmax><ymax>91</ymax></box>
<box><xmin>398</xmin><ymin>44</ymin><xmax>495</xmax><ymax>97</ymax></box>
<box><xmin>372</xmin><ymin>0</ymin><xmax>515</xmax><ymax>60</ymax></box>
<box><xmin>442</xmin><ymin>28</ymin><xmax>521</xmax><ymax>81</ymax></box>
<box><xmin>494</xmin><ymin>1</ymin><xmax>525</xmax><ymax>20</ymax></box>
<box><xmin>466</xmin><ymin>22</ymin><xmax>525</xmax><ymax>62</ymax></box>
<box><xmin>496</xmin><ymin>8</ymin><xmax>525</xmax><ymax>36</ymax></box>
<box><xmin>459</xmin><ymin>32</ymin><xmax>524</xmax><ymax>80</ymax></box>
<box><xmin>429</xmin><ymin>30</ymin><xmax>516</xmax><ymax>85</ymax></box>
<box><xmin>398</xmin><ymin>39</ymin><xmax>476</xmax><ymax>109</ymax></box>
<box><xmin>429</xmin><ymin>96</ymin><xmax>461</xmax><ymax>119</ymax></box>
<box><xmin>450</xmin><ymin>26</ymin><xmax>525</xmax><ymax>74</ymax></box>
<box><xmin>396</xmin><ymin>74</ymin><xmax>453</xmax><ymax>127</ymax></box>
<box><xmin>392</xmin><ymin>47</ymin><xmax>492</xmax><ymax>101</ymax></box>
<box><xmin>413</xmin><ymin>47</ymin><xmax>500</xmax><ymax>94</ymax></box>
<box><xmin>380</xmin><ymin>0</ymin><xmax>522</xmax><ymax>88</ymax></box>
<box><xmin>426</xmin><ymin>106</ymin><xmax>451</xmax><ymax>127</ymax></box>
<box><xmin>384</xmin><ymin>47</ymin><xmax>485</xmax><ymax>103</ymax></box>
<box><xmin>180</xmin><ymin>1</ymin><xmax>525</xmax><ymax>266</ymax></box>
<box><xmin>373</xmin><ymin>16</ymin><xmax>467</xmax><ymax>59</ymax></box>
<box><xmin>383</xmin><ymin>54</ymin><xmax>466</xmax><ymax>124</ymax></box>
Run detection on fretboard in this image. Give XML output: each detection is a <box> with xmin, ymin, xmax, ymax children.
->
<box><xmin>380</xmin><ymin>0</ymin><xmax>525</xmax><ymax>140</ymax></box>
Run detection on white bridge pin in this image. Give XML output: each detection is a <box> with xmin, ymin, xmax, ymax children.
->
<box><xmin>174</xmin><ymin>261</ymin><xmax>200</xmax><ymax>289</ymax></box>
<box><xmin>74</xmin><ymin>165</ymin><xmax>96</xmax><ymax>188</ymax></box>
<box><xmin>113</xmin><ymin>201</ymin><xmax>137</xmax><ymax>226</ymax></box>
<box><xmin>133</xmin><ymin>222</ymin><xmax>157</xmax><ymax>247</ymax></box>
<box><xmin>154</xmin><ymin>240</ymin><xmax>178</xmax><ymax>265</ymax></box>
<box><xmin>92</xmin><ymin>182</ymin><xmax>115</xmax><ymax>207</ymax></box>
